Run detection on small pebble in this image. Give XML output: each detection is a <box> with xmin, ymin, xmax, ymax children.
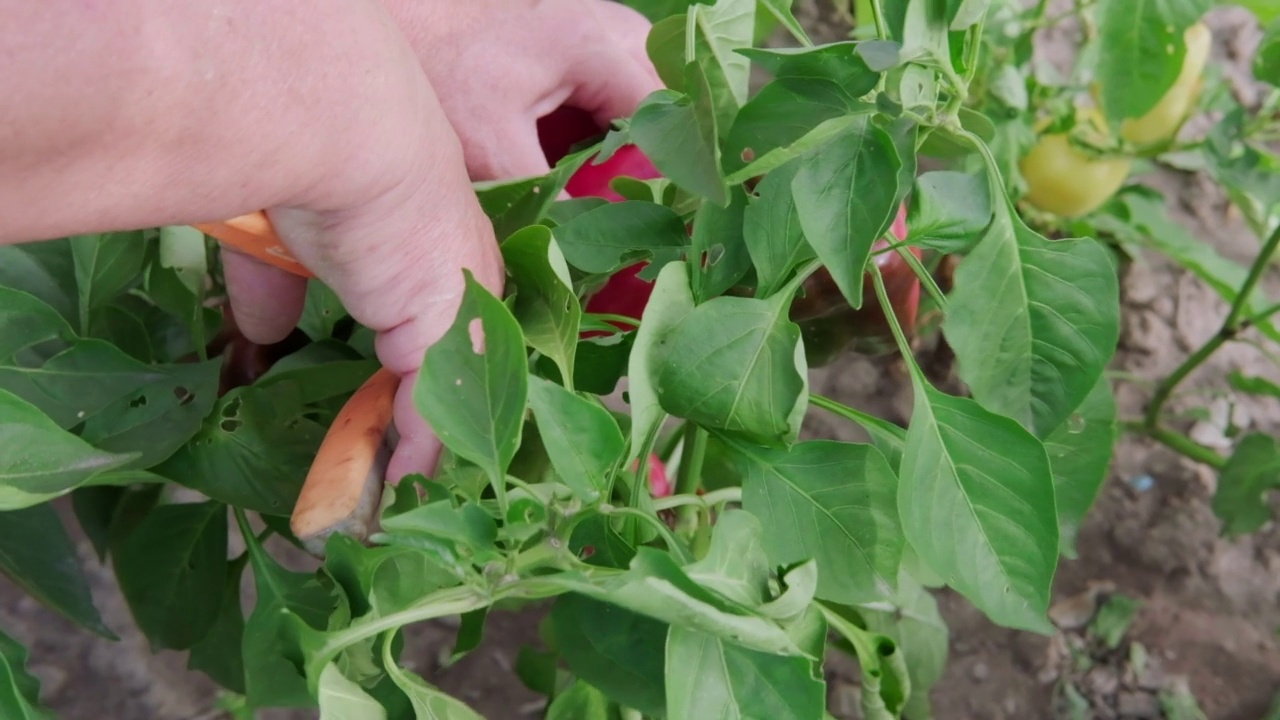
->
<box><xmin>1126</xmin><ymin>474</ymin><xmax>1155</xmax><ymax>493</ymax></box>
<box><xmin>971</xmin><ymin>661</ymin><xmax>991</xmax><ymax>682</ymax></box>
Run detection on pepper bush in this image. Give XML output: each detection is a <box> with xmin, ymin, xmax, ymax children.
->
<box><xmin>0</xmin><ymin>0</ymin><xmax>1277</xmax><ymax>718</ymax></box>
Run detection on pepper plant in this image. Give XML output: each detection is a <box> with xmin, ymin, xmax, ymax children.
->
<box><xmin>0</xmin><ymin>0</ymin><xmax>1276</xmax><ymax>718</ymax></box>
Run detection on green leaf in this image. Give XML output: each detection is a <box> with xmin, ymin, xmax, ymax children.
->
<box><xmin>943</xmin><ymin>206</ymin><xmax>1120</xmax><ymax>438</ymax></box>
<box><xmin>1202</xmin><ymin>107</ymin><xmax>1280</xmax><ymax>239</ymax></box>
<box><xmin>1094</xmin><ymin>0</ymin><xmax>1211</xmax><ymax>121</ymax></box>
<box><xmin>1213</xmin><ymin>433</ymin><xmax>1280</xmax><ymax>536</ymax></box>
<box><xmin>822</xmin><ymin>607</ymin><xmax>908</xmax><ymax>718</ymax></box>
<box><xmin>861</xmin><ymin>569</ymin><xmax>949</xmax><ymax>720</ymax></box>
<box><xmin>1229</xmin><ymin>370</ymin><xmax>1280</xmax><ymax>399</ymax></box>
<box><xmin>476</xmin><ymin>147</ymin><xmax>595</xmax><ymax>241</ymax></box>
<box><xmin>0</xmin><ymin>503</ymin><xmax>114</xmax><ymax>638</ymax></box>
<box><xmin>187</xmin><ymin>563</ymin><xmax>248</xmax><ymax>694</ymax></box>
<box><xmin>743</xmin><ymin>163</ymin><xmax>814</xmax><ymax>298</ymax></box>
<box><xmin>77</xmin><ymin>355</ymin><xmax>221</xmax><ymax>469</ymax></box>
<box><xmin>630</xmin><ymin>86</ymin><xmax>727</xmax><ymax>205</ymax></box>
<box><xmin>0</xmin><ymin>287</ymin><xmax>74</xmax><ymax>360</ymax></box>
<box><xmin>690</xmin><ymin>186</ymin><xmax>752</xmax><ymax>301</ymax></box>
<box><xmin>627</xmin><ymin>261</ymin><xmax>695</xmax><ymax>462</ymax></box>
<box><xmin>157</xmin><ymin>384</ymin><xmax>325</xmax><ymax>515</ymax></box>
<box><xmin>546</xmin><ymin>680</ymin><xmax>610</xmax><ymax>720</ymax></box>
<box><xmin>501</xmin><ymin>226</ymin><xmax>581</xmax><ymax>385</ymax></box>
<box><xmin>318</xmin><ymin>663</ymin><xmax>387</xmax><ymax>720</ymax></box>
<box><xmin>948</xmin><ymin>0</ymin><xmax>991</xmax><ymax>28</ymax></box>
<box><xmin>758</xmin><ymin>0</ymin><xmax>809</xmax><ymax>41</ymax></box>
<box><xmin>731</xmin><ymin>439</ymin><xmax>902</xmax><ymax>604</ymax></box>
<box><xmin>566</xmin><ymin>548</ymin><xmax>812</xmax><ymax>657</ymax></box>
<box><xmin>1257</xmin><ymin>17</ymin><xmax>1280</xmax><ymax>82</ymax></box>
<box><xmin>298</xmin><ymin>280</ymin><xmax>348</xmax><ymax>341</ymax></box>
<box><xmin>241</xmin><ymin>520</ymin><xmax>334</xmax><ymax>708</ymax></box>
<box><xmin>550</xmin><ymin>201</ymin><xmax>687</xmax><ymax>275</ymax></box>
<box><xmin>688</xmin><ymin>0</ymin><xmax>757</xmax><ymax>129</ymax></box>
<box><xmin>256</xmin><ymin>340</ymin><xmax>380</xmax><ymax>406</ymax></box>
<box><xmin>383</xmin><ymin>639</ymin><xmax>484</xmax><ymax>719</ymax></box>
<box><xmin>0</xmin><ymin>630</ymin><xmax>56</xmax><ymax>720</ymax></box>
<box><xmin>526</xmin><ymin>376</ymin><xmax>624</xmax><ymax>503</ymax></box>
<box><xmin>725</xmin><ymin>43</ymin><xmax>879</xmax><ymax>175</ymax></box>
<box><xmin>665</xmin><ymin>622</ymin><xmax>824</xmax><ymax>720</ymax></box>
<box><xmin>70</xmin><ymin>231</ymin><xmax>144</xmax><ymax>333</ymax></box>
<box><xmin>654</xmin><ymin>293</ymin><xmax>808</xmax><ymax>446</ymax></box>
<box><xmin>148</xmin><ymin>228</ymin><xmax>216</xmax><ymax>355</ymax></box>
<box><xmin>550</xmin><ymin>594</ymin><xmax>667</xmax><ymax>717</ymax></box>
<box><xmin>0</xmin><ymin>388</ymin><xmax>135</xmax><ymax>510</ymax></box>
<box><xmin>113</xmin><ymin>500</ymin><xmax>228</xmax><ymax>650</ymax></box>
<box><xmin>899</xmin><ymin>382</ymin><xmax>1058</xmax><ymax>633</ymax></box>
<box><xmin>791</xmin><ymin>115</ymin><xmax>902</xmax><ymax>310</ymax></box>
<box><xmin>0</xmin><ymin>239</ymin><xmax>79</xmax><ymax>327</ymax></box>
<box><xmin>1045</xmin><ymin>376</ymin><xmax>1118</xmax><ymax>557</ymax></box>
<box><xmin>415</xmin><ymin>271</ymin><xmax>527</xmax><ymax>486</ymax></box>
<box><xmin>378</xmin><ymin>500</ymin><xmax>498</xmax><ymax>562</ymax></box>
<box><xmin>724</xmin><ymin>114</ymin><xmax>865</xmax><ymax>185</ymax></box>
<box><xmin>906</xmin><ymin>170</ymin><xmax>993</xmax><ymax>253</ymax></box>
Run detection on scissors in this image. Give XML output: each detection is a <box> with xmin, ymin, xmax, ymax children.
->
<box><xmin>194</xmin><ymin>212</ymin><xmax>400</xmax><ymax>557</ymax></box>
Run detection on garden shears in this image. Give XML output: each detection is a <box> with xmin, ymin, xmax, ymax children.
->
<box><xmin>194</xmin><ymin>213</ymin><xmax>399</xmax><ymax>556</ymax></box>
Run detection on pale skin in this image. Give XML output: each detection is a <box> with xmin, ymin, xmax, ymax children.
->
<box><xmin>0</xmin><ymin>0</ymin><xmax>661</xmax><ymax>482</ymax></box>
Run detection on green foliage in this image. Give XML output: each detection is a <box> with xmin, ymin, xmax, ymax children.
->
<box><xmin>2</xmin><ymin>0</ymin><xmax>1278</xmax><ymax>717</ymax></box>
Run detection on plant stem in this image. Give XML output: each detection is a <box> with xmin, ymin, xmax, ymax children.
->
<box><xmin>588</xmin><ymin>313</ymin><xmax>640</xmax><ymax>329</ymax></box>
<box><xmin>1122</xmin><ymin>421</ymin><xmax>1226</xmax><ymax>469</ymax></box>
<box><xmin>1144</xmin><ymin>223</ymin><xmax>1280</xmax><ymax>428</ymax></box>
<box><xmin>673</xmin><ymin>423</ymin><xmax>708</xmax><ymax>534</ymax></box>
<box><xmin>869</xmin><ymin>0</ymin><xmax>890</xmax><ymax>40</ymax></box>
<box><xmin>601</xmin><ymin>505</ymin><xmax>692</xmax><ymax>565</ymax></box>
<box><xmin>651</xmin><ymin>486</ymin><xmax>743</xmax><ymax>512</ymax></box>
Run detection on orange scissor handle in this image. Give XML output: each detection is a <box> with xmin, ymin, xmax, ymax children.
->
<box><xmin>193</xmin><ymin>211</ymin><xmax>314</xmax><ymax>278</ymax></box>
<box><xmin>193</xmin><ymin>211</ymin><xmax>397</xmax><ymax>556</ymax></box>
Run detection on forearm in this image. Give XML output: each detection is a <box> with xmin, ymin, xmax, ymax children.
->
<box><xmin>0</xmin><ymin>0</ymin><xmax>449</xmax><ymax>245</ymax></box>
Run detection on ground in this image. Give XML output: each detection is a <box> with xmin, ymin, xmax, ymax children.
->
<box><xmin>3</xmin><ymin>3</ymin><xmax>1278</xmax><ymax>719</ymax></box>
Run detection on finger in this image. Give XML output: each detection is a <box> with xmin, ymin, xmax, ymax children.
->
<box><xmin>565</xmin><ymin>1</ymin><xmax>665</xmax><ymax>127</ymax></box>
<box><xmin>465</xmin><ymin>117</ymin><xmax>559</xmax><ymax>182</ymax></box>
<box><xmin>385</xmin><ymin>370</ymin><xmax>443</xmax><ymax>484</ymax></box>
<box><xmin>221</xmin><ymin>247</ymin><xmax>308</xmax><ymax>344</ymax></box>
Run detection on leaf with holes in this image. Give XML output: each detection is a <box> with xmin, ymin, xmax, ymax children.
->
<box><xmin>156</xmin><ymin>383</ymin><xmax>326</xmax><ymax>515</ymax></box>
<box><xmin>1213</xmin><ymin>433</ymin><xmax>1280</xmax><ymax>537</ymax></box>
<box><xmin>414</xmin><ymin>271</ymin><xmax>527</xmax><ymax>487</ymax></box>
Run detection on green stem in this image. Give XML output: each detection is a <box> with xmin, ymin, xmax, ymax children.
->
<box><xmin>893</xmin><ymin>242</ymin><xmax>948</xmax><ymax>312</ymax></box>
<box><xmin>810</xmin><ymin>393</ymin><xmax>896</xmax><ymax>434</ymax></box>
<box><xmin>673</xmin><ymin>424</ymin><xmax>708</xmax><ymax>535</ymax></box>
<box><xmin>961</xmin><ymin>18</ymin><xmax>985</xmax><ymax>87</ymax></box>
<box><xmin>1121</xmin><ymin>422</ymin><xmax>1226</xmax><ymax>469</ymax></box>
<box><xmin>651</xmin><ymin>486</ymin><xmax>742</xmax><ymax>512</ymax></box>
<box><xmin>870</xmin><ymin>263</ymin><xmax>926</xmax><ymax>388</ymax></box>
<box><xmin>1144</xmin><ymin>222</ymin><xmax>1280</xmax><ymax>428</ymax></box>
<box><xmin>587</xmin><ymin>312</ymin><xmax>640</xmax><ymax>329</ymax></box>
<box><xmin>601</xmin><ymin>505</ymin><xmax>692</xmax><ymax>565</ymax></box>
<box><xmin>869</xmin><ymin>0</ymin><xmax>890</xmax><ymax>40</ymax></box>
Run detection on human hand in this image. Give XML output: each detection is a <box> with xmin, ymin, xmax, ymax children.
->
<box><xmin>382</xmin><ymin>0</ymin><xmax>663</xmax><ymax>181</ymax></box>
<box><xmin>224</xmin><ymin>0</ymin><xmax>662</xmax><ymax>484</ymax></box>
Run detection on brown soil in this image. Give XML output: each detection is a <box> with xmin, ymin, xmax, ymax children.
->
<box><xmin>3</xmin><ymin>3</ymin><xmax>1278</xmax><ymax>719</ymax></box>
